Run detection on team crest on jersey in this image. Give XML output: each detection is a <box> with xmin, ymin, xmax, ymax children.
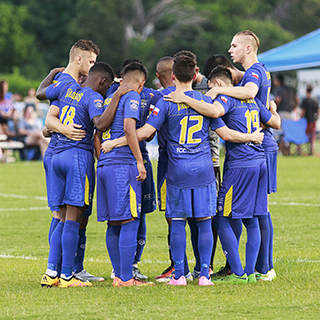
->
<box><xmin>152</xmin><ymin>107</ymin><xmax>160</xmax><ymax>116</ymax></box>
<box><xmin>130</xmin><ymin>100</ymin><xmax>139</xmax><ymax>112</ymax></box>
<box><xmin>94</xmin><ymin>99</ymin><xmax>103</xmax><ymax>109</ymax></box>
<box><xmin>252</xmin><ymin>72</ymin><xmax>259</xmax><ymax>80</ymax></box>
<box><xmin>221</xmin><ymin>96</ymin><xmax>228</xmax><ymax>104</ymax></box>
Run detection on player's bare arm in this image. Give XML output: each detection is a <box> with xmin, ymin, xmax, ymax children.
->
<box><xmin>101</xmin><ymin>123</ymin><xmax>156</xmax><ymax>154</ymax></box>
<box><xmin>36</xmin><ymin>67</ymin><xmax>65</xmax><ymax>100</ymax></box>
<box><xmin>94</xmin><ymin>130</ymin><xmax>102</xmax><ymax>160</ymax></box>
<box><xmin>216</xmin><ymin>126</ymin><xmax>264</xmax><ymax>144</ymax></box>
<box><xmin>124</xmin><ymin>118</ymin><xmax>146</xmax><ymax>182</ymax></box>
<box><xmin>206</xmin><ymin>82</ymin><xmax>259</xmax><ymax>100</ymax></box>
<box><xmin>94</xmin><ymin>84</ymin><xmax>133</xmax><ymax>132</ymax></box>
<box><xmin>164</xmin><ymin>91</ymin><xmax>224</xmax><ymax>118</ymax></box>
<box><xmin>265</xmin><ymin>100</ymin><xmax>281</xmax><ymax>130</ymax></box>
<box><xmin>42</xmin><ymin>125</ymin><xmax>52</xmax><ymax>138</ymax></box>
<box><xmin>45</xmin><ymin>105</ymin><xmax>86</xmax><ymax>141</ymax></box>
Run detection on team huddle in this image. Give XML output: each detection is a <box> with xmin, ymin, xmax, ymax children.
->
<box><xmin>38</xmin><ymin>30</ymin><xmax>280</xmax><ymax>288</ymax></box>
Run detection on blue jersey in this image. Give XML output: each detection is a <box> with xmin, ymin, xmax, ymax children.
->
<box><xmin>147</xmin><ymin>90</ymin><xmax>224</xmax><ymax>189</ymax></box>
<box><xmin>216</xmin><ymin>94</ymin><xmax>272</xmax><ymax>169</ymax></box>
<box><xmin>45</xmin><ymin>81</ymin><xmax>104</xmax><ymax>154</ymax></box>
<box><xmin>105</xmin><ymin>82</ymin><xmax>119</xmax><ymax>99</ymax></box>
<box><xmin>98</xmin><ymin>90</ymin><xmax>141</xmax><ymax>166</ymax></box>
<box><xmin>138</xmin><ymin>87</ymin><xmax>163</xmax><ymax>157</ymax></box>
<box><xmin>242</xmin><ymin>62</ymin><xmax>278</xmax><ymax>153</ymax></box>
<box><xmin>157</xmin><ymin>86</ymin><xmax>175</xmax><ymax>172</ymax></box>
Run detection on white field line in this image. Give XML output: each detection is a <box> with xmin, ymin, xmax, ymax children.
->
<box><xmin>0</xmin><ymin>254</ymin><xmax>319</xmax><ymax>264</ymax></box>
<box><xmin>269</xmin><ymin>201</ymin><xmax>320</xmax><ymax>207</ymax></box>
<box><xmin>0</xmin><ymin>193</ymin><xmax>47</xmax><ymax>201</ymax></box>
<box><xmin>0</xmin><ymin>206</ymin><xmax>48</xmax><ymax>212</ymax></box>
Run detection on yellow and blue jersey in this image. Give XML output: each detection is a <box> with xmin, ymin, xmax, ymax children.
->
<box><xmin>147</xmin><ymin>90</ymin><xmax>224</xmax><ymax>189</ymax></box>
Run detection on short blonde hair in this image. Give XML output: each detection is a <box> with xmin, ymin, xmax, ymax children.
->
<box><xmin>69</xmin><ymin>39</ymin><xmax>100</xmax><ymax>60</ymax></box>
<box><xmin>235</xmin><ymin>30</ymin><xmax>260</xmax><ymax>51</ymax></box>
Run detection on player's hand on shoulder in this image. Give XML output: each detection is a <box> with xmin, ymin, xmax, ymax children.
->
<box><xmin>136</xmin><ymin>160</ymin><xmax>147</xmax><ymax>182</ymax></box>
<box><xmin>62</xmin><ymin>123</ymin><xmax>86</xmax><ymax>141</ymax></box>
<box><xmin>101</xmin><ymin>139</ymin><xmax>115</xmax><ymax>153</ymax></box>
<box><xmin>117</xmin><ymin>84</ymin><xmax>133</xmax><ymax>96</ymax></box>
<box><xmin>163</xmin><ymin>90</ymin><xmax>186</xmax><ymax>104</ymax></box>
<box><xmin>50</xmin><ymin>67</ymin><xmax>65</xmax><ymax>77</ymax></box>
<box><xmin>251</xmin><ymin>127</ymin><xmax>264</xmax><ymax>144</ymax></box>
<box><xmin>205</xmin><ymin>87</ymin><xmax>219</xmax><ymax>99</ymax></box>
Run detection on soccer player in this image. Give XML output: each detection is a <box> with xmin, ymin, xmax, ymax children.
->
<box><xmin>205</xmin><ymin>31</ymin><xmax>279</xmax><ymax>281</ymax></box>
<box><xmin>41</xmin><ymin>39</ymin><xmax>108</xmax><ymax>283</ymax></box>
<box><xmin>96</xmin><ymin>62</ymin><xmax>154</xmax><ymax>287</ymax></box>
<box><xmin>164</xmin><ymin>66</ymin><xmax>280</xmax><ymax>283</ymax></box>
<box><xmin>38</xmin><ymin>62</ymin><xmax>116</xmax><ymax>288</ymax></box>
<box><xmin>101</xmin><ymin>52</ymin><xmax>265</xmax><ymax>286</ymax></box>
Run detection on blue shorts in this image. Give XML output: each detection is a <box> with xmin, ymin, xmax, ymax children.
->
<box><xmin>265</xmin><ymin>151</ymin><xmax>277</xmax><ymax>194</ymax></box>
<box><xmin>217</xmin><ymin>162</ymin><xmax>268</xmax><ymax>219</ymax></box>
<box><xmin>43</xmin><ymin>153</ymin><xmax>60</xmax><ymax>212</ymax></box>
<box><xmin>166</xmin><ymin>183</ymin><xmax>216</xmax><ymax>219</ymax></box>
<box><xmin>141</xmin><ymin>158</ymin><xmax>156</xmax><ymax>214</ymax></box>
<box><xmin>97</xmin><ymin>164</ymin><xmax>142</xmax><ymax>222</ymax></box>
<box><xmin>157</xmin><ymin>169</ymin><xmax>167</xmax><ymax>212</ymax></box>
<box><xmin>51</xmin><ymin>148</ymin><xmax>95</xmax><ymax>208</ymax></box>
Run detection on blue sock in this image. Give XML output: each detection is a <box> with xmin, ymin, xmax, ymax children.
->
<box><xmin>268</xmin><ymin>212</ymin><xmax>274</xmax><ymax>269</ymax></box>
<box><xmin>243</xmin><ymin>217</ymin><xmax>261</xmax><ymax>276</ymax></box>
<box><xmin>256</xmin><ymin>215</ymin><xmax>270</xmax><ymax>274</ymax></box>
<box><xmin>73</xmin><ymin>228</ymin><xmax>86</xmax><ymax>273</ymax></box>
<box><xmin>217</xmin><ymin>217</ymin><xmax>244</xmax><ymax>276</ymax></box>
<box><xmin>170</xmin><ymin>220</ymin><xmax>186</xmax><ymax>279</ymax></box>
<box><xmin>188</xmin><ymin>219</ymin><xmax>200</xmax><ymax>272</ymax></box>
<box><xmin>197</xmin><ymin>219</ymin><xmax>213</xmax><ymax>278</ymax></box>
<box><xmin>168</xmin><ymin>224</ymin><xmax>174</xmax><ymax>267</ymax></box>
<box><xmin>134</xmin><ymin>214</ymin><xmax>146</xmax><ymax>265</ymax></box>
<box><xmin>106</xmin><ymin>224</ymin><xmax>121</xmax><ymax>278</ymax></box>
<box><xmin>61</xmin><ymin>220</ymin><xmax>80</xmax><ymax>278</ymax></box>
<box><xmin>48</xmin><ymin>217</ymin><xmax>60</xmax><ymax>245</ymax></box>
<box><xmin>230</xmin><ymin>218</ymin><xmax>243</xmax><ymax>244</ymax></box>
<box><xmin>47</xmin><ymin>221</ymin><xmax>64</xmax><ymax>272</ymax></box>
<box><xmin>119</xmin><ymin>219</ymin><xmax>139</xmax><ymax>282</ymax></box>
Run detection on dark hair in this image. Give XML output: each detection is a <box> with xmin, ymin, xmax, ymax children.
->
<box><xmin>122</xmin><ymin>58</ymin><xmax>143</xmax><ymax>70</ymax></box>
<box><xmin>306</xmin><ymin>84</ymin><xmax>313</xmax><ymax>93</ymax></box>
<box><xmin>173</xmin><ymin>50</ymin><xmax>197</xmax><ymax>61</ymax></box>
<box><xmin>89</xmin><ymin>62</ymin><xmax>115</xmax><ymax>83</ymax></box>
<box><xmin>71</xmin><ymin>39</ymin><xmax>100</xmax><ymax>56</ymax></box>
<box><xmin>123</xmin><ymin>62</ymin><xmax>148</xmax><ymax>79</ymax></box>
<box><xmin>172</xmin><ymin>54</ymin><xmax>197</xmax><ymax>83</ymax></box>
<box><xmin>203</xmin><ymin>55</ymin><xmax>234</xmax><ymax>78</ymax></box>
<box><xmin>276</xmin><ymin>74</ymin><xmax>285</xmax><ymax>85</ymax></box>
<box><xmin>209</xmin><ymin>66</ymin><xmax>233</xmax><ymax>84</ymax></box>
<box><xmin>0</xmin><ymin>80</ymin><xmax>6</xmax><ymax>101</ymax></box>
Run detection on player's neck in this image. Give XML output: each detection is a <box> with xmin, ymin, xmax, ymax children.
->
<box><xmin>242</xmin><ymin>55</ymin><xmax>259</xmax><ymax>70</ymax></box>
<box><xmin>175</xmin><ymin>81</ymin><xmax>192</xmax><ymax>92</ymax></box>
<box><xmin>63</xmin><ymin>64</ymin><xmax>80</xmax><ymax>82</ymax></box>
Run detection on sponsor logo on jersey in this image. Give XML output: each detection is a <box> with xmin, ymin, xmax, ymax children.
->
<box><xmin>94</xmin><ymin>99</ymin><xmax>103</xmax><ymax>109</ymax></box>
<box><xmin>221</xmin><ymin>96</ymin><xmax>228</xmax><ymax>104</ymax></box>
<box><xmin>130</xmin><ymin>100</ymin><xmax>139</xmax><ymax>111</ymax></box>
<box><xmin>152</xmin><ymin>107</ymin><xmax>160</xmax><ymax>115</ymax></box>
<box><xmin>252</xmin><ymin>72</ymin><xmax>259</xmax><ymax>80</ymax></box>
<box><xmin>65</xmin><ymin>88</ymin><xmax>84</xmax><ymax>102</ymax></box>
<box><xmin>177</xmin><ymin>103</ymin><xmax>188</xmax><ymax>111</ymax></box>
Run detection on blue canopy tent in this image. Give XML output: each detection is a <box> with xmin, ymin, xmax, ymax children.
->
<box><xmin>258</xmin><ymin>28</ymin><xmax>320</xmax><ymax>72</ymax></box>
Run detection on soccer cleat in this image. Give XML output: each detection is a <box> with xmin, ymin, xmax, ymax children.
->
<box><xmin>155</xmin><ymin>266</ymin><xmax>174</xmax><ymax>280</ymax></box>
<box><xmin>255</xmin><ymin>271</ymin><xmax>273</xmax><ymax>281</ymax></box>
<box><xmin>185</xmin><ymin>272</ymin><xmax>193</xmax><ymax>281</ymax></box>
<box><xmin>132</xmin><ymin>266</ymin><xmax>148</xmax><ymax>280</ymax></box>
<box><xmin>110</xmin><ymin>269</ymin><xmax>115</xmax><ymax>279</ymax></box>
<box><xmin>209</xmin><ymin>268</ymin><xmax>214</xmax><ymax>276</ymax></box>
<box><xmin>74</xmin><ymin>270</ymin><xmax>105</xmax><ymax>282</ymax></box>
<box><xmin>166</xmin><ymin>275</ymin><xmax>187</xmax><ymax>286</ymax></box>
<box><xmin>199</xmin><ymin>276</ymin><xmax>214</xmax><ymax>286</ymax></box>
<box><xmin>114</xmin><ymin>277</ymin><xmax>155</xmax><ymax>287</ymax></box>
<box><xmin>247</xmin><ymin>273</ymin><xmax>257</xmax><ymax>283</ymax></box>
<box><xmin>191</xmin><ymin>269</ymin><xmax>201</xmax><ymax>279</ymax></box>
<box><xmin>214</xmin><ymin>273</ymin><xmax>248</xmax><ymax>284</ymax></box>
<box><xmin>41</xmin><ymin>274</ymin><xmax>59</xmax><ymax>288</ymax></box>
<box><xmin>211</xmin><ymin>265</ymin><xmax>232</xmax><ymax>278</ymax></box>
<box><xmin>268</xmin><ymin>269</ymin><xmax>276</xmax><ymax>280</ymax></box>
<box><xmin>112</xmin><ymin>277</ymin><xmax>121</xmax><ymax>287</ymax></box>
<box><xmin>58</xmin><ymin>276</ymin><xmax>92</xmax><ymax>288</ymax></box>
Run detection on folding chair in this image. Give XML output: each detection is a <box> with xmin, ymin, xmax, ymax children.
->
<box><xmin>281</xmin><ymin>118</ymin><xmax>310</xmax><ymax>155</ymax></box>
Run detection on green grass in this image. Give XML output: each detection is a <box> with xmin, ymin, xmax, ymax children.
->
<box><xmin>0</xmin><ymin>154</ymin><xmax>320</xmax><ymax>319</ymax></box>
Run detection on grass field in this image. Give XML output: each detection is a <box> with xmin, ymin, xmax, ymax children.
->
<box><xmin>0</xmin><ymin>153</ymin><xmax>320</xmax><ymax>319</ymax></box>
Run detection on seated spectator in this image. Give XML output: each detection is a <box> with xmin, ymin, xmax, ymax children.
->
<box><xmin>18</xmin><ymin>105</ymin><xmax>48</xmax><ymax>159</ymax></box>
<box><xmin>24</xmin><ymin>87</ymin><xmax>43</xmax><ymax>118</ymax></box>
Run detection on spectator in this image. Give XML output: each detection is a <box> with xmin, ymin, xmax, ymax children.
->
<box><xmin>24</xmin><ymin>87</ymin><xmax>43</xmax><ymax>118</ymax></box>
<box><xmin>300</xmin><ymin>85</ymin><xmax>320</xmax><ymax>155</ymax></box>
<box><xmin>18</xmin><ymin>105</ymin><xmax>48</xmax><ymax>159</ymax></box>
